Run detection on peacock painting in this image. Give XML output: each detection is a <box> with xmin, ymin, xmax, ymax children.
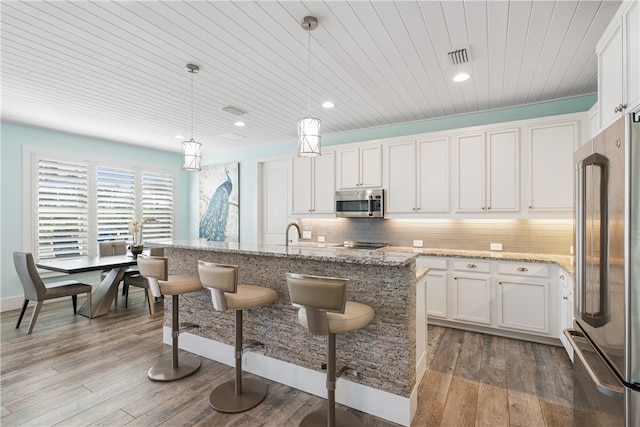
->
<box><xmin>199</xmin><ymin>163</ymin><xmax>239</xmax><ymax>242</ymax></box>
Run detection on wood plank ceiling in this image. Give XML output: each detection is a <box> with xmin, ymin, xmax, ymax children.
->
<box><xmin>0</xmin><ymin>1</ymin><xmax>622</xmax><ymax>154</ymax></box>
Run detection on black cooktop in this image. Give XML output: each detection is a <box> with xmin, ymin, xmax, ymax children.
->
<box><xmin>339</xmin><ymin>241</ymin><xmax>388</xmax><ymax>249</ymax></box>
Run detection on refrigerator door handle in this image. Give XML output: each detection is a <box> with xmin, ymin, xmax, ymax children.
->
<box><xmin>564</xmin><ymin>329</ymin><xmax>624</xmax><ymax>399</ymax></box>
<box><xmin>576</xmin><ymin>153</ymin><xmax>610</xmax><ymax>327</ymax></box>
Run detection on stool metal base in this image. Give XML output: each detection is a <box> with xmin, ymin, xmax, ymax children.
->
<box><xmin>148</xmin><ymin>352</ymin><xmax>201</xmax><ymax>382</ymax></box>
<box><xmin>209</xmin><ymin>378</ymin><xmax>268</xmax><ymax>413</ymax></box>
<box><xmin>299</xmin><ymin>408</ymin><xmax>364</xmax><ymax>427</ymax></box>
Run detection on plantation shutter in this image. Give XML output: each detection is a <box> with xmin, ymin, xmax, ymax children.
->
<box><xmin>96</xmin><ymin>166</ymin><xmax>136</xmax><ymax>244</ymax></box>
<box><xmin>141</xmin><ymin>171</ymin><xmax>173</xmax><ymax>242</ymax></box>
<box><xmin>37</xmin><ymin>159</ymin><xmax>89</xmax><ymax>260</ymax></box>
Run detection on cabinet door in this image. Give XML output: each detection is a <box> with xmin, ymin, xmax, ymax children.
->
<box><xmin>456</xmin><ymin>134</ymin><xmax>485</xmax><ymax>212</ymax></box>
<box><xmin>416</xmin><ymin>275</ymin><xmax>427</xmax><ymax>379</ymax></box>
<box><xmin>487</xmin><ymin>129</ymin><xmax>519</xmax><ymax>211</ymax></box>
<box><xmin>452</xmin><ymin>273</ymin><xmax>491</xmax><ymax>324</ymax></box>
<box><xmin>386</xmin><ymin>141</ymin><xmax>417</xmax><ymax>213</ymax></box>
<box><xmin>313</xmin><ymin>152</ymin><xmax>335</xmax><ymax>213</ymax></box>
<box><xmin>497</xmin><ymin>276</ymin><xmax>549</xmax><ymax>334</ymax></box>
<box><xmin>598</xmin><ymin>21</ymin><xmax>624</xmax><ymax>129</ymax></box>
<box><xmin>417</xmin><ymin>138</ymin><xmax>449</xmax><ymax>212</ymax></box>
<box><xmin>529</xmin><ymin>123</ymin><xmax>576</xmax><ymax>211</ymax></box>
<box><xmin>291</xmin><ymin>156</ymin><xmax>313</xmax><ymax>214</ymax></box>
<box><xmin>626</xmin><ymin>1</ymin><xmax>640</xmax><ymax>111</ymax></box>
<box><xmin>360</xmin><ymin>145</ymin><xmax>382</xmax><ymax>187</ymax></box>
<box><xmin>426</xmin><ymin>269</ymin><xmax>447</xmax><ymax>318</ymax></box>
<box><xmin>559</xmin><ymin>271</ymin><xmax>574</xmax><ymax>361</ymax></box>
<box><xmin>336</xmin><ymin>148</ymin><xmax>360</xmax><ymax>189</ymax></box>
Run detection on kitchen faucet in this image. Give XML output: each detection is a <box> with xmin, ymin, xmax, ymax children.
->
<box><xmin>285</xmin><ymin>222</ymin><xmax>302</xmax><ymax>248</ymax></box>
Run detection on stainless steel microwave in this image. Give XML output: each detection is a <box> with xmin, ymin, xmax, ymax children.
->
<box><xmin>335</xmin><ymin>189</ymin><xmax>384</xmax><ymax>218</ymax></box>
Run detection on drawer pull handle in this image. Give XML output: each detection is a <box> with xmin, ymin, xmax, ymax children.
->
<box><xmin>467</xmin><ymin>264</ymin><xmax>477</xmax><ymax>269</ymax></box>
<box><xmin>517</xmin><ymin>267</ymin><xmax>528</xmax><ymax>272</ymax></box>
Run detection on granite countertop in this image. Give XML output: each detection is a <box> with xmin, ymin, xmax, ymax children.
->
<box><xmin>157</xmin><ymin>239</ymin><xmax>418</xmax><ymax>267</ymax></box>
<box><xmin>416</xmin><ymin>267</ymin><xmax>429</xmax><ymax>282</ymax></box>
<box><xmin>381</xmin><ymin>246</ymin><xmax>574</xmax><ymax>274</ymax></box>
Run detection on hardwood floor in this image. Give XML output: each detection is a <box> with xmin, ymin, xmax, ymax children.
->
<box><xmin>1</xmin><ymin>289</ymin><xmax>578</xmax><ymax>426</ymax></box>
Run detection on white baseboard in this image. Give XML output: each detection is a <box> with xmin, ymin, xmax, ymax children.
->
<box><xmin>1</xmin><ymin>295</ymin><xmax>28</xmax><ymax>312</ymax></box>
<box><xmin>166</xmin><ymin>327</ymin><xmax>419</xmax><ymax>426</ymax></box>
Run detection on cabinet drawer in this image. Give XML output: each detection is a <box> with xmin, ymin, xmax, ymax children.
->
<box><xmin>497</xmin><ymin>262</ymin><xmax>549</xmax><ymax>277</ymax></box>
<box><xmin>452</xmin><ymin>260</ymin><xmax>490</xmax><ymax>273</ymax></box>
<box><xmin>417</xmin><ymin>257</ymin><xmax>448</xmax><ymax>270</ymax></box>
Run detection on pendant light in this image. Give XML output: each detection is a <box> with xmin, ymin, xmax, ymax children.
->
<box><xmin>182</xmin><ymin>63</ymin><xmax>202</xmax><ymax>171</ymax></box>
<box><xmin>297</xmin><ymin>16</ymin><xmax>321</xmax><ymax>157</ymax></box>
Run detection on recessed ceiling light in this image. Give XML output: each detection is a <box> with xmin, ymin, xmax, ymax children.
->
<box><xmin>175</xmin><ymin>134</ymin><xmax>184</xmax><ymax>139</ymax></box>
<box><xmin>322</xmin><ymin>101</ymin><xmax>334</xmax><ymax>109</ymax></box>
<box><xmin>453</xmin><ymin>72</ymin><xmax>470</xmax><ymax>82</ymax></box>
<box><xmin>234</xmin><ymin>121</ymin><xmax>245</xmax><ymax>127</ymax></box>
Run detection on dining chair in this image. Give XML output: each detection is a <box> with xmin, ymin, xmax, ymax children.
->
<box><xmin>123</xmin><ymin>247</ymin><xmax>164</xmax><ymax>314</ymax></box>
<box><xmin>98</xmin><ymin>240</ymin><xmax>138</xmax><ymax>307</ymax></box>
<box><xmin>13</xmin><ymin>252</ymin><xmax>93</xmax><ymax>334</ymax></box>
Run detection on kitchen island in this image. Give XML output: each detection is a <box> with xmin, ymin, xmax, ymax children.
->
<box><xmin>157</xmin><ymin>240</ymin><xmax>424</xmax><ymax>426</ymax></box>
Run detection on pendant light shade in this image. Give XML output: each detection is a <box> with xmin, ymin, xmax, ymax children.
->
<box><xmin>182</xmin><ymin>138</ymin><xmax>202</xmax><ymax>171</ymax></box>
<box><xmin>183</xmin><ymin>63</ymin><xmax>202</xmax><ymax>172</ymax></box>
<box><xmin>297</xmin><ymin>16</ymin><xmax>321</xmax><ymax>157</ymax></box>
<box><xmin>297</xmin><ymin>116</ymin><xmax>321</xmax><ymax>156</ymax></box>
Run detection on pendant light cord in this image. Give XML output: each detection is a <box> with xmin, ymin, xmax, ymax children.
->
<box><xmin>307</xmin><ymin>26</ymin><xmax>311</xmax><ymax>116</ymax></box>
<box><xmin>190</xmin><ymin>70</ymin><xmax>194</xmax><ymax>139</ymax></box>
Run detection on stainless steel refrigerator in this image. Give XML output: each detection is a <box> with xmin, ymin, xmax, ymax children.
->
<box><xmin>565</xmin><ymin>112</ymin><xmax>640</xmax><ymax>426</ymax></box>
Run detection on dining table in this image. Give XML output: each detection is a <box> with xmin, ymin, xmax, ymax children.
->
<box><xmin>36</xmin><ymin>254</ymin><xmax>139</xmax><ymax>318</ymax></box>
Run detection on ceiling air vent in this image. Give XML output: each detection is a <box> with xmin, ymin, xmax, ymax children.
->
<box><xmin>448</xmin><ymin>48</ymin><xmax>469</xmax><ymax>66</ymax></box>
<box><xmin>222</xmin><ymin>105</ymin><xmax>247</xmax><ymax>116</ymax></box>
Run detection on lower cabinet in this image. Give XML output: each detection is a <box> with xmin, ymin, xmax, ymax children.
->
<box><xmin>452</xmin><ymin>260</ymin><xmax>491</xmax><ymax>325</ymax></box>
<box><xmin>416</xmin><ymin>273</ymin><xmax>427</xmax><ymax>380</ymax></box>
<box><xmin>418</xmin><ymin>256</ymin><xmax>562</xmax><ymax>344</ymax></box>
<box><xmin>558</xmin><ymin>268</ymin><xmax>574</xmax><ymax>361</ymax></box>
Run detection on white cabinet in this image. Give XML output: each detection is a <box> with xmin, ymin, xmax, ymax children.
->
<box><xmin>291</xmin><ymin>152</ymin><xmax>335</xmax><ymax>215</ymax></box>
<box><xmin>451</xmin><ymin>260</ymin><xmax>492</xmax><ymax>325</ymax></box>
<box><xmin>527</xmin><ymin>121</ymin><xmax>577</xmax><ymax>212</ymax></box>
<box><xmin>496</xmin><ymin>261</ymin><xmax>550</xmax><ymax>335</ymax></box>
<box><xmin>597</xmin><ymin>1</ymin><xmax>640</xmax><ymax>130</ymax></box>
<box><xmin>385</xmin><ymin>138</ymin><xmax>449</xmax><ymax>214</ymax></box>
<box><xmin>418</xmin><ymin>257</ymin><xmax>448</xmax><ymax>319</ymax></box>
<box><xmin>336</xmin><ymin>145</ymin><xmax>382</xmax><ymax>189</ymax></box>
<box><xmin>416</xmin><ymin>273</ymin><xmax>427</xmax><ymax>380</ymax></box>
<box><xmin>558</xmin><ymin>269</ymin><xmax>574</xmax><ymax>361</ymax></box>
<box><xmin>456</xmin><ymin>129</ymin><xmax>519</xmax><ymax>213</ymax></box>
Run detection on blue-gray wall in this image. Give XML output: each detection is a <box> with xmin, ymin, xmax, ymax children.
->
<box><xmin>0</xmin><ymin>95</ymin><xmax>595</xmax><ymax>307</ymax></box>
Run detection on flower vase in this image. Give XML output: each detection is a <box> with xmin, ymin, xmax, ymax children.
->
<box><xmin>130</xmin><ymin>245</ymin><xmax>144</xmax><ymax>257</ymax></box>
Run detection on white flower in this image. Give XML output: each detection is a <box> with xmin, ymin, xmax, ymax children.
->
<box><xmin>129</xmin><ymin>217</ymin><xmax>156</xmax><ymax>233</ymax></box>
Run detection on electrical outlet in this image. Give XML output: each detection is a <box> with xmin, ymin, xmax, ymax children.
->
<box><xmin>302</xmin><ymin>230</ymin><xmax>312</xmax><ymax>239</ymax></box>
<box><xmin>490</xmin><ymin>243</ymin><xmax>503</xmax><ymax>251</ymax></box>
<box><xmin>570</xmin><ymin>246</ymin><xmax>574</xmax><ymax>255</ymax></box>
<box><xmin>318</xmin><ymin>235</ymin><xmax>326</xmax><ymax>243</ymax></box>
<box><xmin>413</xmin><ymin>240</ymin><xmax>423</xmax><ymax>248</ymax></box>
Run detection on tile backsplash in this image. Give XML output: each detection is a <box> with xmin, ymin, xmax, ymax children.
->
<box><xmin>299</xmin><ymin>218</ymin><xmax>573</xmax><ymax>255</ymax></box>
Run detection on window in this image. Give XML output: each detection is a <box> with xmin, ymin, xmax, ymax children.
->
<box><xmin>29</xmin><ymin>151</ymin><xmax>175</xmax><ymax>261</ymax></box>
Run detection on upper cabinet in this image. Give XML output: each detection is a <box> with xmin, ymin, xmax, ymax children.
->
<box><xmin>384</xmin><ymin>138</ymin><xmax>449</xmax><ymax>214</ymax></box>
<box><xmin>597</xmin><ymin>1</ymin><xmax>640</xmax><ymax>130</ymax></box>
<box><xmin>291</xmin><ymin>152</ymin><xmax>335</xmax><ymax>216</ymax></box>
<box><xmin>455</xmin><ymin>129</ymin><xmax>519</xmax><ymax>213</ymax></box>
<box><xmin>336</xmin><ymin>145</ymin><xmax>382</xmax><ymax>189</ymax></box>
<box><xmin>527</xmin><ymin>121</ymin><xmax>577</xmax><ymax>213</ymax></box>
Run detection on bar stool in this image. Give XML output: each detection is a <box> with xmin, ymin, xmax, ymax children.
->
<box><xmin>198</xmin><ymin>261</ymin><xmax>278</xmax><ymax>413</ymax></box>
<box><xmin>137</xmin><ymin>255</ymin><xmax>203</xmax><ymax>381</ymax></box>
<box><xmin>286</xmin><ymin>273</ymin><xmax>374</xmax><ymax>427</ymax></box>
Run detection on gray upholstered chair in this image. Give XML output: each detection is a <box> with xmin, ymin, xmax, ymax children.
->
<box><xmin>137</xmin><ymin>255</ymin><xmax>203</xmax><ymax>381</ymax></box>
<box><xmin>123</xmin><ymin>247</ymin><xmax>164</xmax><ymax>314</ymax></box>
<box><xmin>286</xmin><ymin>273</ymin><xmax>374</xmax><ymax>427</ymax></box>
<box><xmin>198</xmin><ymin>261</ymin><xmax>278</xmax><ymax>413</ymax></box>
<box><xmin>98</xmin><ymin>240</ymin><xmax>138</xmax><ymax>306</ymax></box>
<box><xmin>13</xmin><ymin>251</ymin><xmax>92</xmax><ymax>334</ymax></box>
